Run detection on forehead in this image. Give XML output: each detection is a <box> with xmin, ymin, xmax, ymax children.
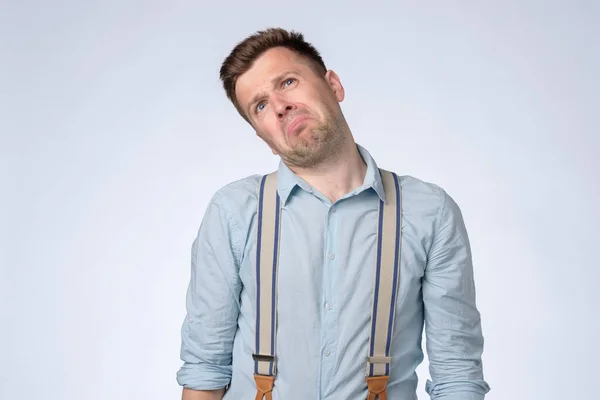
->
<box><xmin>235</xmin><ymin>47</ymin><xmax>315</xmax><ymax>105</ymax></box>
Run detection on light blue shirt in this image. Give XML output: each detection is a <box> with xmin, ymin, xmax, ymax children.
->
<box><xmin>177</xmin><ymin>145</ymin><xmax>490</xmax><ymax>399</ymax></box>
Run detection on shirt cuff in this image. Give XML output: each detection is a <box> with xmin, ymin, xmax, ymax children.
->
<box><xmin>426</xmin><ymin>379</ymin><xmax>490</xmax><ymax>400</ymax></box>
<box><xmin>176</xmin><ymin>361</ymin><xmax>231</xmax><ymax>391</ymax></box>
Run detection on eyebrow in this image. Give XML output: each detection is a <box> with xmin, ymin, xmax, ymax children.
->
<box><xmin>247</xmin><ymin>70</ymin><xmax>301</xmax><ymax>114</ymax></box>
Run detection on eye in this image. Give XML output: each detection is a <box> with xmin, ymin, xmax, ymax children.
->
<box><xmin>256</xmin><ymin>102</ymin><xmax>266</xmax><ymax>113</ymax></box>
<box><xmin>283</xmin><ymin>78</ymin><xmax>296</xmax><ymax>87</ymax></box>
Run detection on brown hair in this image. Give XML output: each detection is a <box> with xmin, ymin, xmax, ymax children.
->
<box><xmin>219</xmin><ymin>27</ymin><xmax>328</xmax><ymax>119</ymax></box>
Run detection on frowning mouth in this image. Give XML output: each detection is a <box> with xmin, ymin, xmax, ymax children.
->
<box><xmin>286</xmin><ymin>115</ymin><xmax>310</xmax><ymax>136</ymax></box>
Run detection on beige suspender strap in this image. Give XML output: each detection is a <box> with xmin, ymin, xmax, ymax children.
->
<box><xmin>253</xmin><ymin>172</ymin><xmax>280</xmax><ymax>399</ymax></box>
<box><xmin>366</xmin><ymin>169</ymin><xmax>402</xmax><ymax>399</ymax></box>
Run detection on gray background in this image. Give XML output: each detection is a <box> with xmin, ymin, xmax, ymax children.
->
<box><xmin>1</xmin><ymin>1</ymin><xmax>598</xmax><ymax>399</ymax></box>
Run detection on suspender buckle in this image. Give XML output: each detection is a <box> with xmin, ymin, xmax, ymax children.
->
<box><xmin>252</xmin><ymin>353</ymin><xmax>276</xmax><ymax>363</ymax></box>
<box><xmin>368</xmin><ymin>355</ymin><xmax>392</xmax><ymax>364</ymax></box>
<box><xmin>366</xmin><ymin>356</ymin><xmax>392</xmax><ymax>377</ymax></box>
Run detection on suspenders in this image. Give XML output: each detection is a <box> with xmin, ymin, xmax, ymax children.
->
<box><xmin>252</xmin><ymin>172</ymin><xmax>281</xmax><ymax>400</ymax></box>
<box><xmin>252</xmin><ymin>169</ymin><xmax>403</xmax><ymax>400</ymax></box>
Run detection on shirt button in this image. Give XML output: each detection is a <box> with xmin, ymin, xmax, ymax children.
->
<box><xmin>327</xmin><ymin>252</ymin><xmax>335</xmax><ymax>260</ymax></box>
<box><xmin>331</xmin><ymin>207</ymin><xmax>337</xmax><ymax>213</ymax></box>
<box><xmin>324</xmin><ymin>349</ymin><xmax>330</xmax><ymax>356</ymax></box>
<box><xmin>325</xmin><ymin>302</ymin><xmax>332</xmax><ymax>310</ymax></box>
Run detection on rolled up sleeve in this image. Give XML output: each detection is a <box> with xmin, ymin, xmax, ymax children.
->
<box><xmin>176</xmin><ymin>193</ymin><xmax>242</xmax><ymax>390</ymax></box>
<box><xmin>423</xmin><ymin>189</ymin><xmax>491</xmax><ymax>399</ymax></box>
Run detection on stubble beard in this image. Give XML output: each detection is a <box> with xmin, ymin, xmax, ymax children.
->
<box><xmin>281</xmin><ymin>109</ymin><xmax>347</xmax><ymax>169</ymax></box>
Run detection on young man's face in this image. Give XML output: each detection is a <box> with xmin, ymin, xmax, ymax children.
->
<box><xmin>235</xmin><ymin>46</ymin><xmax>346</xmax><ymax>168</ymax></box>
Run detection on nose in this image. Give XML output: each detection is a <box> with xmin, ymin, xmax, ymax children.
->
<box><xmin>271</xmin><ymin>94</ymin><xmax>296</xmax><ymax>120</ymax></box>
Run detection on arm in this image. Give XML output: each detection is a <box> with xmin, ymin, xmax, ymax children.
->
<box><xmin>176</xmin><ymin>192</ymin><xmax>243</xmax><ymax>395</ymax></box>
<box><xmin>423</xmin><ymin>189</ymin><xmax>491</xmax><ymax>400</ymax></box>
<box><xmin>182</xmin><ymin>387</ymin><xmax>225</xmax><ymax>400</ymax></box>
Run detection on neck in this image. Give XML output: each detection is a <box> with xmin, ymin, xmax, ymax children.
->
<box><xmin>287</xmin><ymin>141</ymin><xmax>367</xmax><ymax>203</ymax></box>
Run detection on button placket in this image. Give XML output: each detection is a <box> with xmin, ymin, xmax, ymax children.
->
<box><xmin>320</xmin><ymin>201</ymin><xmax>339</xmax><ymax>394</ymax></box>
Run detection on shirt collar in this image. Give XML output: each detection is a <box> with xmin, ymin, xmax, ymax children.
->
<box><xmin>275</xmin><ymin>144</ymin><xmax>387</xmax><ymax>205</ymax></box>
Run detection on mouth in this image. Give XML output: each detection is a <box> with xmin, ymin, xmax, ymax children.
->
<box><xmin>286</xmin><ymin>115</ymin><xmax>310</xmax><ymax>136</ymax></box>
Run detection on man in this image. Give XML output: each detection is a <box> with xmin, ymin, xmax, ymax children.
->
<box><xmin>177</xmin><ymin>28</ymin><xmax>490</xmax><ymax>399</ymax></box>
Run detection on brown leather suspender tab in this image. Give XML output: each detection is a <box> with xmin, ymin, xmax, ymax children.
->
<box><xmin>254</xmin><ymin>374</ymin><xmax>275</xmax><ymax>400</ymax></box>
<box><xmin>366</xmin><ymin>375</ymin><xmax>389</xmax><ymax>400</ymax></box>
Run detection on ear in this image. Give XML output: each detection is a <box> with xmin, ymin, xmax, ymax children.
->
<box><xmin>325</xmin><ymin>70</ymin><xmax>345</xmax><ymax>102</ymax></box>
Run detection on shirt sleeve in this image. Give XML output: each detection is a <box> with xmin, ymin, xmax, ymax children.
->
<box><xmin>176</xmin><ymin>192</ymin><xmax>243</xmax><ymax>390</ymax></box>
<box><xmin>422</xmin><ymin>188</ymin><xmax>491</xmax><ymax>399</ymax></box>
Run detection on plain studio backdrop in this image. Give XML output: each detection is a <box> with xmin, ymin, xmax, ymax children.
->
<box><xmin>1</xmin><ymin>1</ymin><xmax>598</xmax><ymax>399</ymax></box>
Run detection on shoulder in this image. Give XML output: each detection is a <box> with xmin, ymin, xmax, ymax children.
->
<box><xmin>198</xmin><ymin>174</ymin><xmax>265</xmax><ymax>262</ymax></box>
<box><xmin>396</xmin><ymin>174</ymin><xmax>448</xmax><ymax>218</ymax></box>
<box><xmin>202</xmin><ymin>174</ymin><xmax>265</xmax><ymax>225</ymax></box>
<box><xmin>206</xmin><ymin>173</ymin><xmax>266</xmax><ymax>232</ymax></box>
<box><xmin>211</xmin><ymin>174</ymin><xmax>264</xmax><ymax>206</ymax></box>
<box><xmin>397</xmin><ymin>174</ymin><xmax>466</xmax><ymax>234</ymax></box>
